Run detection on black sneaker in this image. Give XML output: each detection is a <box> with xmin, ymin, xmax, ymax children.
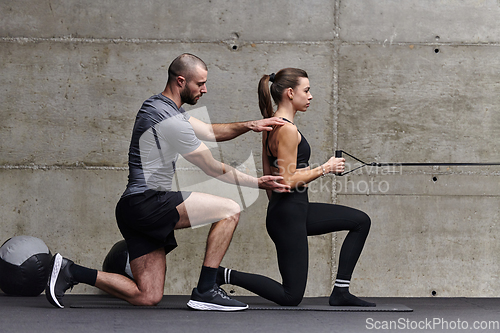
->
<box><xmin>187</xmin><ymin>284</ymin><xmax>248</xmax><ymax>311</ymax></box>
<box><xmin>45</xmin><ymin>253</ymin><xmax>79</xmax><ymax>308</ymax></box>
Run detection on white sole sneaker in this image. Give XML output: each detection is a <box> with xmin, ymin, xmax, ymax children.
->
<box><xmin>187</xmin><ymin>300</ymin><xmax>248</xmax><ymax>311</ymax></box>
<box><xmin>47</xmin><ymin>253</ymin><xmax>64</xmax><ymax>308</ymax></box>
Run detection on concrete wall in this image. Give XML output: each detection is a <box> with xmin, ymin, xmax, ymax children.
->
<box><xmin>1</xmin><ymin>0</ymin><xmax>499</xmax><ymax>297</ymax></box>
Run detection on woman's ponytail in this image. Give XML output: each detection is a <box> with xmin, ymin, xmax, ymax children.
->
<box><xmin>258</xmin><ymin>74</ymin><xmax>274</xmax><ymax>118</ymax></box>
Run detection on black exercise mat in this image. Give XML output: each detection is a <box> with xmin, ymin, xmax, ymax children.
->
<box><xmin>69</xmin><ymin>295</ymin><xmax>412</xmax><ymax>312</ymax></box>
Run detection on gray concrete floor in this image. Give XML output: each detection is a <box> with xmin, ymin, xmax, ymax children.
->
<box><xmin>1</xmin><ymin>294</ymin><xmax>500</xmax><ymax>333</ymax></box>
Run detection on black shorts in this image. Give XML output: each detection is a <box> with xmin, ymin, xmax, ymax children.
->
<box><xmin>115</xmin><ymin>190</ymin><xmax>191</xmax><ymax>261</ymax></box>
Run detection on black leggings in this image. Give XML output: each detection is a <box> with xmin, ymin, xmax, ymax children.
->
<box><xmin>230</xmin><ymin>189</ymin><xmax>371</xmax><ymax>306</ymax></box>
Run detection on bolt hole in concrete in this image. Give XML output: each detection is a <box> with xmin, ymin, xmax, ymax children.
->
<box><xmin>434</xmin><ymin>48</ymin><xmax>440</xmax><ymax>53</ymax></box>
<box><xmin>432</xmin><ymin>176</ymin><xmax>438</xmax><ymax>182</ymax></box>
<box><xmin>232</xmin><ymin>45</ymin><xmax>238</xmax><ymax>50</ymax></box>
<box><xmin>432</xmin><ymin>290</ymin><xmax>437</xmax><ymax>296</ymax></box>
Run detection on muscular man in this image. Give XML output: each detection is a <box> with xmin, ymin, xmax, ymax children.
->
<box><xmin>46</xmin><ymin>53</ymin><xmax>290</xmax><ymax>311</ymax></box>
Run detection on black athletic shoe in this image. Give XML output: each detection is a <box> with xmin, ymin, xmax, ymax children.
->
<box><xmin>187</xmin><ymin>284</ymin><xmax>248</xmax><ymax>311</ymax></box>
<box><xmin>45</xmin><ymin>253</ymin><xmax>79</xmax><ymax>309</ymax></box>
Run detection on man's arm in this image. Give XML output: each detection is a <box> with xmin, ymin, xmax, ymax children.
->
<box><xmin>182</xmin><ymin>142</ymin><xmax>290</xmax><ymax>192</ymax></box>
<box><xmin>189</xmin><ymin>116</ymin><xmax>287</xmax><ymax>142</ymax></box>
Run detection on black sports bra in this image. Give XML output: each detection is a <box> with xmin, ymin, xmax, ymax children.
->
<box><xmin>266</xmin><ymin>118</ymin><xmax>311</xmax><ymax>169</ymax></box>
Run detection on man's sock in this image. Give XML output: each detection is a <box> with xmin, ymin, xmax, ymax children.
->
<box><xmin>329</xmin><ymin>278</ymin><xmax>376</xmax><ymax>307</ymax></box>
<box><xmin>197</xmin><ymin>266</ymin><xmax>218</xmax><ymax>293</ymax></box>
<box><xmin>69</xmin><ymin>263</ymin><xmax>98</xmax><ymax>286</ymax></box>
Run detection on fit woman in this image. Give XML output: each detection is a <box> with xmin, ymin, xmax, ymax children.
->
<box><xmin>218</xmin><ymin>68</ymin><xmax>374</xmax><ymax>307</ymax></box>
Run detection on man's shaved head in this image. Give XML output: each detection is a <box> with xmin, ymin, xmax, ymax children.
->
<box><xmin>167</xmin><ymin>53</ymin><xmax>207</xmax><ymax>83</ymax></box>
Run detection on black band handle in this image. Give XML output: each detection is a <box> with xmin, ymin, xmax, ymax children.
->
<box><xmin>335</xmin><ymin>150</ymin><xmax>344</xmax><ymax>176</ymax></box>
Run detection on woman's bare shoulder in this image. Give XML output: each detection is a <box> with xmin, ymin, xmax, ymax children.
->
<box><xmin>275</xmin><ymin>122</ymin><xmax>299</xmax><ymax>147</ymax></box>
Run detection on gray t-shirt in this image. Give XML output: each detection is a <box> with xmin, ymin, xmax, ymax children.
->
<box><xmin>122</xmin><ymin>94</ymin><xmax>201</xmax><ymax>197</ymax></box>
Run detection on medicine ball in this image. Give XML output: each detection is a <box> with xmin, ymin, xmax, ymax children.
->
<box><xmin>102</xmin><ymin>240</ymin><xmax>134</xmax><ymax>280</ymax></box>
<box><xmin>0</xmin><ymin>236</ymin><xmax>52</xmax><ymax>296</ymax></box>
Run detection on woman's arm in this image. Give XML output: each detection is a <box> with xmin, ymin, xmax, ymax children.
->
<box><xmin>275</xmin><ymin>124</ymin><xmax>344</xmax><ymax>189</ymax></box>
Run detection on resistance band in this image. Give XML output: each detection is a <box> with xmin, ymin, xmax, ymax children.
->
<box><xmin>335</xmin><ymin>150</ymin><xmax>500</xmax><ymax>176</ymax></box>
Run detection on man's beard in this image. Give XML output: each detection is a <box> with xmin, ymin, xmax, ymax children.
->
<box><xmin>180</xmin><ymin>85</ymin><xmax>199</xmax><ymax>105</ymax></box>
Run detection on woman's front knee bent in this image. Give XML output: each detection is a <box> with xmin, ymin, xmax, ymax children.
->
<box><xmin>363</xmin><ymin>212</ymin><xmax>371</xmax><ymax>227</ymax></box>
<box><xmin>358</xmin><ymin>212</ymin><xmax>371</xmax><ymax>233</ymax></box>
